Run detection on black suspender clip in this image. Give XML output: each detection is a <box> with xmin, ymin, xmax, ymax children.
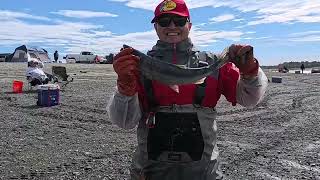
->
<box><xmin>145</xmin><ymin>111</ymin><xmax>156</xmax><ymax>128</ymax></box>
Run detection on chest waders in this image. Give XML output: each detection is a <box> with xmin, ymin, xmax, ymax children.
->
<box><xmin>134</xmin><ymin>44</ymin><xmax>224</xmax><ymax>179</ymax></box>
<box><xmin>143</xmin><ymin>76</ymin><xmax>207</xmax><ymax>162</ymax></box>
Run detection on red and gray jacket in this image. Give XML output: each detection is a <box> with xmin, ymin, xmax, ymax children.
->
<box><xmin>107</xmin><ymin>38</ymin><xmax>268</xmax><ymax>179</ymax></box>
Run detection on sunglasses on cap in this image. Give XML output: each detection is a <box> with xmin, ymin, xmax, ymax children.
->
<box><xmin>156</xmin><ymin>16</ymin><xmax>189</xmax><ymax>27</ymax></box>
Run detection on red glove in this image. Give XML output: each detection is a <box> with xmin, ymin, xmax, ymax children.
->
<box><xmin>229</xmin><ymin>44</ymin><xmax>259</xmax><ymax>77</ymax></box>
<box><xmin>113</xmin><ymin>48</ymin><xmax>140</xmax><ymax>96</ymax></box>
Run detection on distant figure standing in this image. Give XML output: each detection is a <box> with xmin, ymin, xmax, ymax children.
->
<box><xmin>300</xmin><ymin>63</ymin><xmax>305</xmax><ymax>74</ymax></box>
<box><xmin>54</xmin><ymin>50</ymin><xmax>59</xmax><ymax>62</ymax></box>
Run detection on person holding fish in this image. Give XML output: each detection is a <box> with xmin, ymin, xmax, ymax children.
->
<box><xmin>108</xmin><ymin>0</ymin><xmax>268</xmax><ymax>179</ymax></box>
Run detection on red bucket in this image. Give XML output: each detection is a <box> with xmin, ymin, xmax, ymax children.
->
<box><xmin>13</xmin><ymin>80</ymin><xmax>23</xmax><ymax>93</ymax></box>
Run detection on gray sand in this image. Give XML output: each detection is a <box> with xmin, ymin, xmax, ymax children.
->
<box><xmin>0</xmin><ymin>63</ymin><xmax>319</xmax><ymax>179</ymax></box>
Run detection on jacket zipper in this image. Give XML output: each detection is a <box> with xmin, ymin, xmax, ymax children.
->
<box><xmin>173</xmin><ymin>43</ymin><xmax>177</xmax><ymax>64</ymax></box>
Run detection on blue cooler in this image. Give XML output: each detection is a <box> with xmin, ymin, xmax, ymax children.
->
<box><xmin>37</xmin><ymin>84</ymin><xmax>60</xmax><ymax>106</ymax></box>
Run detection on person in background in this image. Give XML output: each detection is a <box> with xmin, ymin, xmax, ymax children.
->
<box><xmin>108</xmin><ymin>0</ymin><xmax>268</xmax><ymax>179</ymax></box>
<box><xmin>54</xmin><ymin>50</ymin><xmax>59</xmax><ymax>63</ymax></box>
<box><xmin>300</xmin><ymin>63</ymin><xmax>305</xmax><ymax>74</ymax></box>
<box><xmin>25</xmin><ymin>58</ymin><xmax>53</xmax><ymax>86</ymax></box>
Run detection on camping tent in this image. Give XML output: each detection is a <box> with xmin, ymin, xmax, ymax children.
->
<box><xmin>0</xmin><ymin>53</ymin><xmax>11</xmax><ymax>62</ymax></box>
<box><xmin>6</xmin><ymin>45</ymin><xmax>51</xmax><ymax>62</ymax></box>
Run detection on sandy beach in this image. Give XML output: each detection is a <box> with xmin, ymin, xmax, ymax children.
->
<box><xmin>0</xmin><ymin>63</ymin><xmax>319</xmax><ymax>179</ymax></box>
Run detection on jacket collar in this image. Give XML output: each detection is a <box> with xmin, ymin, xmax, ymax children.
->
<box><xmin>151</xmin><ymin>38</ymin><xmax>196</xmax><ymax>52</ymax></box>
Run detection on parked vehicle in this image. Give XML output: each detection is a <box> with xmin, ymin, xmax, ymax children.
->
<box><xmin>0</xmin><ymin>53</ymin><xmax>11</xmax><ymax>62</ymax></box>
<box><xmin>101</xmin><ymin>53</ymin><xmax>114</xmax><ymax>64</ymax></box>
<box><xmin>311</xmin><ymin>68</ymin><xmax>320</xmax><ymax>73</ymax></box>
<box><xmin>94</xmin><ymin>55</ymin><xmax>108</xmax><ymax>64</ymax></box>
<box><xmin>66</xmin><ymin>57</ymin><xmax>76</xmax><ymax>64</ymax></box>
<box><xmin>65</xmin><ymin>51</ymin><xmax>98</xmax><ymax>63</ymax></box>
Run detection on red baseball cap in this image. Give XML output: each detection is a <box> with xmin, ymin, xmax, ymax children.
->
<box><xmin>151</xmin><ymin>0</ymin><xmax>190</xmax><ymax>23</ymax></box>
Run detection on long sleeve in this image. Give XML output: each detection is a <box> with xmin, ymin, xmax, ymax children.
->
<box><xmin>236</xmin><ymin>67</ymin><xmax>268</xmax><ymax>107</ymax></box>
<box><xmin>25</xmin><ymin>67</ymin><xmax>47</xmax><ymax>81</ymax></box>
<box><xmin>107</xmin><ymin>89</ymin><xmax>142</xmax><ymax>129</ymax></box>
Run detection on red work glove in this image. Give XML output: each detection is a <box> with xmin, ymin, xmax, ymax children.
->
<box><xmin>229</xmin><ymin>44</ymin><xmax>259</xmax><ymax>77</ymax></box>
<box><xmin>113</xmin><ymin>48</ymin><xmax>140</xmax><ymax>96</ymax></box>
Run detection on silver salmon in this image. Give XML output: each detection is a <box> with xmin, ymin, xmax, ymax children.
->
<box><xmin>123</xmin><ymin>44</ymin><xmax>230</xmax><ymax>85</ymax></box>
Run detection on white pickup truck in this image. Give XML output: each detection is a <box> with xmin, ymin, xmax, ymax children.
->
<box><xmin>65</xmin><ymin>51</ymin><xmax>98</xmax><ymax>63</ymax></box>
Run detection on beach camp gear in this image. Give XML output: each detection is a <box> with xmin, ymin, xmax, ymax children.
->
<box><xmin>12</xmin><ymin>80</ymin><xmax>23</xmax><ymax>93</ymax></box>
<box><xmin>52</xmin><ymin>66</ymin><xmax>73</xmax><ymax>87</ymax></box>
<box><xmin>7</xmin><ymin>45</ymin><xmax>50</xmax><ymax>63</ymax></box>
<box><xmin>271</xmin><ymin>76</ymin><xmax>282</xmax><ymax>83</ymax></box>
<box><xmin>37</xmin><ymin>84</ymin><xmax>60</xmax><ymax>107</ymax></box>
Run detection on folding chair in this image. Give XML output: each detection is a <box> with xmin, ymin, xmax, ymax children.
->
<box><xmin>52</xmin><ymin>66</ymin><xmax>73</xmax><ymax>87</ymax></box>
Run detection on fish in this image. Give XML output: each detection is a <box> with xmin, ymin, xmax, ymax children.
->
<box><xmin>123</xmin><ymin>44</ymin><xmax>230</xmax><ymax>85</ymax></box>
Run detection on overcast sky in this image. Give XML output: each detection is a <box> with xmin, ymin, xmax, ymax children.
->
<box><xmin>0</xmin><ymin>0</ymin><xmax>320</xmax><ymax>65</ymax></box>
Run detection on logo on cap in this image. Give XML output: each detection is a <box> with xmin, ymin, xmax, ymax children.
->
<box><xmin>160</xmin><ymin>0</ymin><xmax>177</xmax><ymax>12</ymax></box>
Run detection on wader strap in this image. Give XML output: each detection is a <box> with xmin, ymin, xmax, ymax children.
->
<box><xmin>143</xmin><ymin>78</ymin><xmax>158</xmax><ymax>128</ymax></box>
<box><xmin>144</xmin><ymin>78</ymin><xmax>157</xmax><ymax>110</ymax></box>
<box><xmin>193</xmin><ymin>78</ymin><xmax>207</xmax><ymax>106</ymax></box>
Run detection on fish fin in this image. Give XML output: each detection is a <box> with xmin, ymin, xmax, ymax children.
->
<box><xmin>169</xmin><ymin>85</ymin><xmax>179</xmax><ymax>93</ymax></box>
<box><xmin>193</xmin><ymin>77</ymin><xmax>206</xmax><ymax>84</ymax></box>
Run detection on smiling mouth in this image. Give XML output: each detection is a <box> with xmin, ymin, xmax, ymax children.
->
<box><xmin>166</xmin><ymin>32</ymin><xmax>180</xmax><ymax>36</ymax></box>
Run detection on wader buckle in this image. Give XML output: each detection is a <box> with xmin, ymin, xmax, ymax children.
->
<box><xmin>145</xmin><ymin>112</ymin><xmax>156</xmax><ymax>128</ymax></box>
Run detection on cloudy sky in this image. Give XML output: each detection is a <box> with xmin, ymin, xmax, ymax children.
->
<box><xmin>0</xmin><ymin>0</ymin><xmax>320</xmax><ymax>65</ymax></box>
